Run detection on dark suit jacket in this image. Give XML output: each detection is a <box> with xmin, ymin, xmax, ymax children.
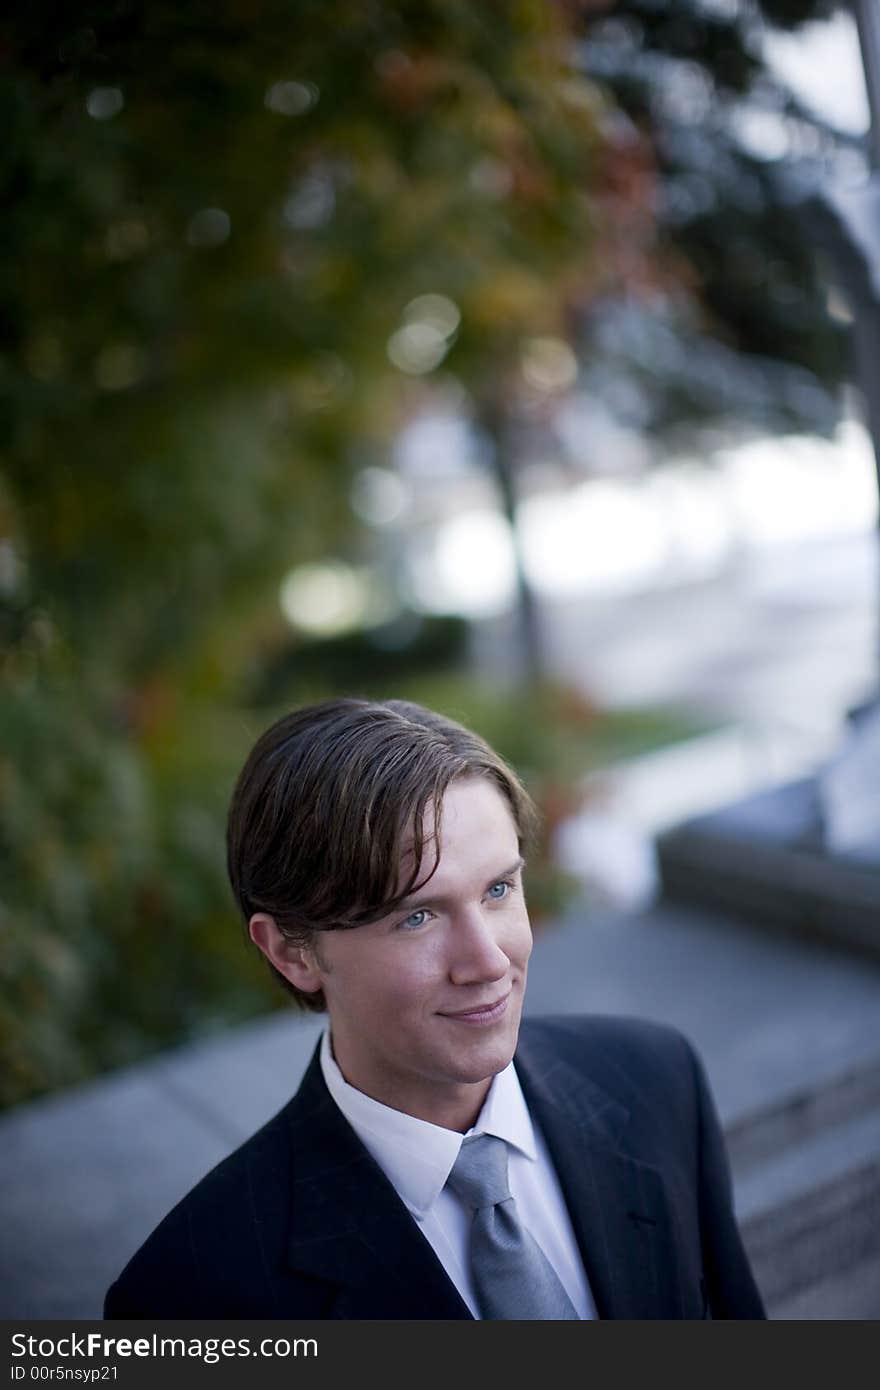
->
<box><xmin>104</xmin><ymin>1015</ymin><xmax>765</xmax><ymax>1319</ymax></box>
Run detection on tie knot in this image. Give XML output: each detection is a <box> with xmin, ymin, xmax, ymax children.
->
<box><xmin>446</xmin><ymin>1134</ymin><xmax>511</xmax><ymax>1210</ymax></box>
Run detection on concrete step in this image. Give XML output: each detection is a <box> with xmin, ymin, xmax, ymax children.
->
<box><xmin>726</xmin><ymin>1052</ymin><xmax>880</xmax><ymax>1317</ymax></box>
<box><xmin>741</xmin><ymin>1157</ymin><xmax>880</xmax><ymax>1317</ymax></box>
<box><xmin>726</xmin><ymin>1050</ymin><xmax>880</xmax><ymax>1176</ymax></box>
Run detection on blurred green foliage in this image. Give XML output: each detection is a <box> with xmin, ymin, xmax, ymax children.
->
<box><xmin>1</xmin><ymin>0</ymin><xmax>604</xmax><ymax>1108</ymax></box>
<box><xmin>247</xmin><ymin>614</ymin><xmax>471</xmax><ymax>704</ymax></box>
<box><xmin>4</xmin><ymin>0</ymin><xmax>601</xmax><ymax>670</ymax></box>
<box><xmin>0</xmin><ymin>623</ymin><xmax>268</xmax><ymax>1105</ymax></box>
<box><xmin>0</xmin><ymin>0</ymin><xmax>849</xmax><ymax>1108</ymax></box>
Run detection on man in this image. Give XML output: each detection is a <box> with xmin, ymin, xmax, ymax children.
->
<box><xmin>104</xmin><ymin>697</ymin><xmax>765</xmax><ymax>1319</ymax></box>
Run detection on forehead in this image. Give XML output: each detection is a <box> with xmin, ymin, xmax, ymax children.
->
<box><xmin>396</xmin><ymin>776</ymin><xmax>519</xmax><ymax>890</ymax></box>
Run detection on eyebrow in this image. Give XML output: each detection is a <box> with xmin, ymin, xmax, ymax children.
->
<box><xmin>396</xmin><ymin>857</ymin><xmax>526</xmax><ymax>913</ymax></box>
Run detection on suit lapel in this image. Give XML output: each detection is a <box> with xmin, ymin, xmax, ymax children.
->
<box><xmin>516</xmin><ymin>1033</ymin><xmax>683</xmax><ymax>1319</ymax></box>
<box><xmin>282</xmin><ymin>1050</ymin><xmax>471</xmax><ymax>1319</ymax></box>
<box><xmin>280</xmin><ymin>1029</ymin><xmax>684</xmax><ymax>1318</ymax></box>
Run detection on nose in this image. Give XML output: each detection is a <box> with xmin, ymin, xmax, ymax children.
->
<box><xmin>447</xmin><ymin>906</ymin><xmax>510</xmax><ymax>986</ymax></box>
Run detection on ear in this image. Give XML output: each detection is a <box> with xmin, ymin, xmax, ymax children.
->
<box><xmin>248</xmin><ymin>913</ymin><xmax>324</xmax><ymax>995</ymax></box>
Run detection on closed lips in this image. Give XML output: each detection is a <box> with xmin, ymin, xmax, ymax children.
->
<box><xmin>441</xmin><ymin>994</ymin><xmax>509</xmax><ymax>1018</ymax></box>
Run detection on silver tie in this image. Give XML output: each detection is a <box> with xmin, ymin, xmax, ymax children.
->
<box><xmin>446</xmin><ymin>1133</ymin><xmax>580</xmax><ymax>1320</ymax></box>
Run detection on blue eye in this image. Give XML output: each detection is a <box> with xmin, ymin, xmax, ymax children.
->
<box><xmin>402</xmin><ymin>908</ymin><xmax>429</xmax><ymax>930</ymax></box>
<box><xmin>487</xmin><ymin>881</ymin><xmax>510</xmax><ymax>900</ymax></box>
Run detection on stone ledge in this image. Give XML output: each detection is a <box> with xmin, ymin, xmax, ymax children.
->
<box><xmin>655</xmin><ymin>778</ymin><xmax>880</xmax><ymax>959</ymax></box>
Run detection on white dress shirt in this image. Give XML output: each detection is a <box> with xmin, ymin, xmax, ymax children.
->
<box><xmin>319</xmin><ymin>1029</ymin><xmax>597</xmax><ymax>1319</ymax></box>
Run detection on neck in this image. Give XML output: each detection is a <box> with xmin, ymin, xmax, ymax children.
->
<box><xmin>330</xmin><ymin>1040</ymin><xmax>492</xmax><ymax>1131</ymax></box>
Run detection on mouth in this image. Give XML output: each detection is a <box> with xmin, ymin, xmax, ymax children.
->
<box><xmin>440</xmin><ymin>992</ymin><xmax>511</xmax><ymax>1025</ymax></box>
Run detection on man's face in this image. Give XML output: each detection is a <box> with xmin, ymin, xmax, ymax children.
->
<box><xmin>309</xmin><ymin>776</ymin><xmax>533</xmax><ymax>1131</ymax></box>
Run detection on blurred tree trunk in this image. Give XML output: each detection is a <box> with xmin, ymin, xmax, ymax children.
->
<box><xmin>476</xmin><ymin>393</ymin><xmax>543</xmax><ymax>690</ymax></box>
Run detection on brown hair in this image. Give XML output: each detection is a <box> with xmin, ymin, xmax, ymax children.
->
<box><xmin>226</xmin><ymin>697</ymin><xmax>538</xmax><ymax>1010</ymax></box>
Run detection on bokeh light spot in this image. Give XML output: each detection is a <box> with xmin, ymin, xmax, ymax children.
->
<box><xmin>403</xmin><ymin>294</ymin><xmax>461</xmax><ymax>337</ymax></box>
<box><xmin>521</xmin><ymin>337</ymin><xmax>578</xmax><ymax>392</ymax></box>
<box><xmin>86</xmin><ymin>87</ymin><xmax>124</xmax><ymax>120</ymax></box>
<box><xmin>279</xmin><ymin>562</ymin><xmax>368</xmax><ymax>635</ymax></box>
<box><xmin>387</xmin><ymin>323</ymin><xmax>450</xmax><ymax>375</ymax></box>
<box><xmin>283</xmin><ymin>174</ymin><xmax>335</xmax><ymax>230</ymax></box>
<box><xmin>265</xmin><ymin>81</ymin><xmax>318</xmax><ymax>115</ymax></box>
<box><xmin>388</xmin><ymin>294</ymin><xmax>461</xmax><ymax>375</ymax></box>
<box><xmin>350</xmin><ymin>467</ymin><xmax>410</xmax><ymax>526</ymax></box>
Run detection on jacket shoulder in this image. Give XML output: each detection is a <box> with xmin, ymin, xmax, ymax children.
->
<box><xmin>104</xmin><ymin>1082</ymin><xmax>326</xmax><ymax>1318</ymax></box>
<box><xmin>520</xmin><ymin>1012</ymin><xmax>696</xmax><ymax>1075</ymax></box>
<box><xmin>518</xmin><ymin>1012</ymin><xmax>704</xmax><ymax>1137</ymax></box>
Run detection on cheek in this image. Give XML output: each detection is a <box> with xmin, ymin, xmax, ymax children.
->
<box><xmin>397</xmin><ymin>941</ymin><xmax>459</xmax><ymax>1009</ymax></box>
<box><xmin>367</xmin><ymin>944</ymin><xmax>442</xmax><ymax>1006</ymax></box>
<box><xmin>511</xmin><ymin>907</ymin><xmax>533</xmax><ymax>964</ymax></box>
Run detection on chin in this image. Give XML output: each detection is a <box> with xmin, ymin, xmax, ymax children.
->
<box><xmin>462</xmin><ymin>1026</ymin><xmax>521</xmax><ymax>1082</ymax></box>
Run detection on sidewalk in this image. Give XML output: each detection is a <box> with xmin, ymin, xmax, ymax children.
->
<box><xmin>2</xmin><ymin>896</ymin><xmax>879</xmax><ymax>1320</ymax></box>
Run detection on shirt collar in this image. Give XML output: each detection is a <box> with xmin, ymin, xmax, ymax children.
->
<box><xmin>319</xmin><ymin>1028</ymin><xmax>538</xmax><ymax>1216</ymax></box>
